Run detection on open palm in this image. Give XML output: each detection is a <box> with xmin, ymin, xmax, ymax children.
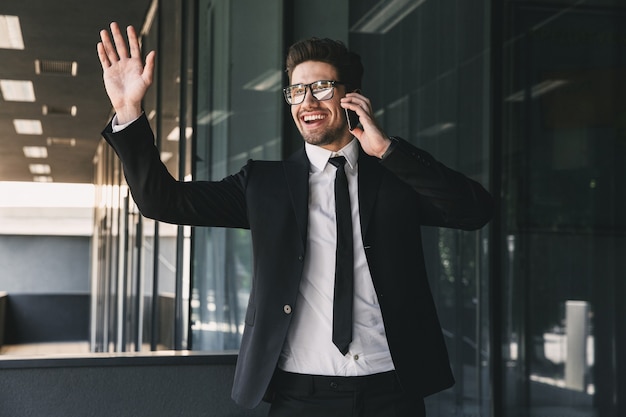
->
<box><xmin>97</xmin><ymin>22</ymin><xmax>155</xmax><ymax>124</ymax></box>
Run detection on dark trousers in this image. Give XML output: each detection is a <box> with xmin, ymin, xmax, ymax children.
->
<box><xmin>267</xmin><ymin>370</ymin><xmax>426</xmax><ymax>417</ymax></box>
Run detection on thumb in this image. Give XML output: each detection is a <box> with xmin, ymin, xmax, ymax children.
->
<box><xmin>143</xmin><ymin>50</ymin><xmax>156</xmax><ymax>85</ymax></box>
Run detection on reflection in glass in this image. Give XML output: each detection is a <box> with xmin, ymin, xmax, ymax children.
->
<box><xmin>190</xmin><ymin>0</ymin><xmax>283</xmax><ymax>351</ymax></box>
<box><xmin>501</xmin><ymin>3</ymin><xmax>626</xmax><ymax>415</ymax></box>
<box><xmin>348</xmin><ymin>0</ymin><xmax>492</xmax><ymax>415</ymax></box>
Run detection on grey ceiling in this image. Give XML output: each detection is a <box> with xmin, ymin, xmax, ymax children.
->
<box><xmin>0</xmin><ymin>0</ymin><xmax>151</xmax><ymax>184</ymax></box>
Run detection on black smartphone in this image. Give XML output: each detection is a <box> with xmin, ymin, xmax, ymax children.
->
<box><xmin>345</xmin><ymin>108</ymin><xmax>359</xmax><ymax>131</ymax></box>
<box><xmin>345</xmin><ymin>89</ymin><xmax>362</xmax><ymax>131</ymax></box>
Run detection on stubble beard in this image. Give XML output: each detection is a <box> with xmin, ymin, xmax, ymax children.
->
<box><xmin>300</xmin><ymin>123</ymin><xmax>348</xmax><ymax>148</ymax></box>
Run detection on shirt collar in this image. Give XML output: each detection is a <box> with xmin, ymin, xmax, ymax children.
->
<box><xmin>305</xmin><ymin>138</ymin><xmax>359</xmax><ymax>172</ymax></box>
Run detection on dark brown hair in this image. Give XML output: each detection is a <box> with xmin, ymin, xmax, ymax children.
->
<box><xmin>285</xmin><ymin>37</ymin><xmax>364</xmax><ymax>91</ymax></box>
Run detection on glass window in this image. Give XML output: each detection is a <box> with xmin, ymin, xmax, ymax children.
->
<box><xmin>348</xmin><ymin>1</ymin><xmax>492</xmax><ymax>415</ymax></box>
<box><xmin>501</xmin><ymin>3</ymin><xmax>626</xmax><ymax>416</ymax></box>
<box><xmin>191</xmin><ymin>0</ymin><xmax>283</xmax><ymax>351</ymax></box>
<box><xmin>349</xmin><ymin>0</ymin><xmax>490</xmax><ymax>416</ymax></box>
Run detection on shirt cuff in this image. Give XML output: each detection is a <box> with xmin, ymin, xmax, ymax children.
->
<box><xmin>111</xmin><ymin>113</ymin><xmax>142</xmax><ymax>133</ymax></box>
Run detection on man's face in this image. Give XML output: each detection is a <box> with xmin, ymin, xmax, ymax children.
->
<box><xmin>289</xmin><ymin>61</ymin><xmax>352</xmax><ymax>151</ymax></box>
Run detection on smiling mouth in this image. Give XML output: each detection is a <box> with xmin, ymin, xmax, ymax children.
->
<box><xmin>302</xmin><ymin>114</ymin><xmax>327</xmax><ymax>124</ymax></box>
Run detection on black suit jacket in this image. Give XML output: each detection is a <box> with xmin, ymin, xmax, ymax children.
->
<box><xmin>103</xmin><ymin>114</ymin><xmax>493</xmax><ymax>409</ymax></box>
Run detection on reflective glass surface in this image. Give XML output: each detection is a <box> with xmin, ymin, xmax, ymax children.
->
<box><xmin>191</xmin><ymin>0</ymin><xmax>283</xmax><ymax>351</ymax></box>
<box><xmin>501</xmin><ymin>3</ymin><xmax>626</xmax><ymax>416</ymax></box>
<box><xmin>88</xmin><ymin>1</ymin><xmax>626</xmax><ymax>415</ymax></box>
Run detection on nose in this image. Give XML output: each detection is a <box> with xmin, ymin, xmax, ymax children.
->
<box><xmin>301</xmin><ymin>85</ymin><xmax>318</xmax><ymax>105</ymax></box>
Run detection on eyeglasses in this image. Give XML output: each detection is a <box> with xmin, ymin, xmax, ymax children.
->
<box><xmin>282</xmin><ymin>80</ymin><xmax>345</xmax><ymax>105</ymax></box>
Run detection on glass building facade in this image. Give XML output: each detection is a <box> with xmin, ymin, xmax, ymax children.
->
<box><xmin>91</xmin><ymin>0</ymin><xmax>626</xmax><ymax>415</ymax></box>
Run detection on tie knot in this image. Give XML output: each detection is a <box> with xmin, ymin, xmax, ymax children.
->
<box><xmin>329</xmin><ymin>156</ymin><xmax>347</xmax><ymax>168</ymax></box>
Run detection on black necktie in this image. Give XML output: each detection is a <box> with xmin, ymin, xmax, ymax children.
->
<box><xmin>328</xmin><ymin>156</ymin><xmax>353</xmax><ymax>355</ymax></box>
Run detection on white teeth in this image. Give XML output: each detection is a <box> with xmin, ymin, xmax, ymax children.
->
<box><xmin>303</xmin><ymin>114</ymin><xmax>325</xmax><ymax>122</ymax></box>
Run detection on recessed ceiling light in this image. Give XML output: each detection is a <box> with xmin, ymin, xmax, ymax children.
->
<box><xmin>33</xmin><ymin>175</ymin><xmax>53</xmax><ymax>182</ymax></box>
<box><xmin>14</xmin><ymin>119</ymin><xmax>43</xmax><ymax>135</ymax></box>
<box><xmin>23</xmin><ymin>146</ymin><xmax>48</xmax><ymax>158</ymax></box>
<box><xmin>0</xmin><ymin>15</ymin><xmax>25</xmax><ymax>50</ymax></box>
<box><xmin>0</xmin><ymin>79</ymin><xmax>36</xmax><ymax>102</ymax></box>
<box><xmin>29</xmin><ymin>164</ymin><xmax>51</xmax><ymax>174</ymax></box>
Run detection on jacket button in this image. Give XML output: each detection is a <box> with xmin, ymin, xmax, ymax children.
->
<box><xmin>298</xmin><ymin>255</ymin><xmax>304</xmax><ymax>261</ymax></box>
<box><xmin>283</xmin><ymin>305</ymin><xmax>292</xmax><ymax>314</ymax></box>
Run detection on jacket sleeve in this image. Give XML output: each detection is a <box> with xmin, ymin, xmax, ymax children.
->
<box><xmin>101</xmin><ymin>113</ymin><xmax>250</xmax><ymax>228</ymax></box>
<box><xmin>380</xmin><ymin>136</ymin><xmax>493</xmax><ymax>230</ymax></box>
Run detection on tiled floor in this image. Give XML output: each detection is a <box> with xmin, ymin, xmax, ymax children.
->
<box><xmin>0</xmin><ymin>342</ymin><xmax>90</xmax><ymax>356</ymax></box>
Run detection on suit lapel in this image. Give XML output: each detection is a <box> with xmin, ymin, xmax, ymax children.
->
<box><xmin>358</xmin><ymin>149</ymin><xmax>383</xmax><ymax>239</ymax></box>
<box><xmin>283</xmin><ymin>148</ymin><xmax>310</xmax><ymax>248</ymax></box>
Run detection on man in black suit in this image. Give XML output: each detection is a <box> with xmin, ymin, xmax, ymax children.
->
<box><xmin>98</xmin><ymin>22</ymin><xmax>493</xmax><ymax>417</ymax></box>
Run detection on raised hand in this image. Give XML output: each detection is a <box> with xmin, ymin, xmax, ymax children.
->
<box><xmin>97</xmin><ymin>22</ymin><xmax>155</xmax><ymax>124</ymax></box>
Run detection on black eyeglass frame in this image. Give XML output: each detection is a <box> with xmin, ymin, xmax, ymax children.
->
<box><xmin>282</xmin><ymin>80</ymin><xmax>346</xmax><ymax>105</ymax></box>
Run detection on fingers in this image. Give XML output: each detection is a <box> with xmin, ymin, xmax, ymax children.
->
<box><xmin>110</xmin><ymin>22</ymin><xmax>129</xmax><ymax>59</ymax></box>
<box><xmin>341</xmin><ymin>92</ymin><xmax>389</xmax><ymax>157</ymax></box>
<box><xmin>98</xmin><ymin>23</ymin><xmax>124</xmax><ymax>68</ymax></box>
<box><xmin>96</xmin><ymin>41</ymin><xmax>109</xmax><ymax>68</ymax></box>
<box><xmin>341</xmin><ymin>92</ymin><xmax>372</xmax><ymax>117</ymax></box>
<box><xmin>341</xmin><ymin>94</ymin><xmax>374</xmax><ymax>134</ymax></box>
<box><xmin>127</xmin><ymin>25</ymin><xmax>141</xmax><ymax>58</ymax></box>
<box><xmin>98</xmin><ymin>22</ymin><xmax>134</xmax><ymax>63</ymax></box>
<box><xmin>97</xmin><ymin>27</ymin><xmax>115</xmax><ymax>68</ymax></box>
<box><xmin>98</xmin><ymin>22</ymin><xmax>147</xmax><ymax>71</ymax></box>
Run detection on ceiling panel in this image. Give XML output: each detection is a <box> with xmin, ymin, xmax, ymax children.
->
<box><xmin>0</xmin><ymin>0</ymin><xmax>152</xmax><ymax>184</ymax></box>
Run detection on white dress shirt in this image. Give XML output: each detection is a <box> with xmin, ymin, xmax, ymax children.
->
<box><xmin>278</xmin><ymin>138</ymin><xmax>395</xmax><ymax>376</ymax></box>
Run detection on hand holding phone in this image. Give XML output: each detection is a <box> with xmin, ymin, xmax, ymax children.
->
<box><xmin>342</xmin><ymin>90</ymin><xmax>392</xmax><ymax>158</ymax></box>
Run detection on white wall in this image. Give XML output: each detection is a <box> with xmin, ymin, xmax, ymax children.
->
<box><xmin>0</xmin><ymin>181</ymin><xmax>94</xmax><ymax>236</ymax></box>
